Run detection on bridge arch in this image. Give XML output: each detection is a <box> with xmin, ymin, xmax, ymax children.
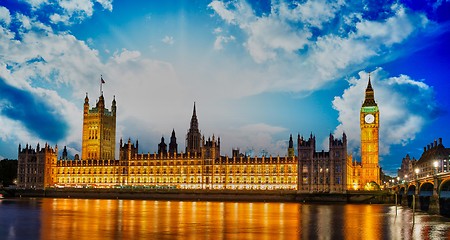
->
<box><xmin>398</xmin><ymin>186</ymin><xmax>406</xmax><ymax>205</ymax></box>
<box><xmin>418</xmin><ymin>182</ymin><xmax>433</xmax><ymax>211</ymax></box>
<box><xmin>407</xmin><ymin>185</ymin><xmax>416</xmax><ymax>208</ymax></box>
<box><xmin>439</xmin><ymin>179</ymin><xmax>450</xmax><ymax>217</ymax></box>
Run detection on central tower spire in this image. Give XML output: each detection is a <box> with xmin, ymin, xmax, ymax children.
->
<box><xmin>190</xmin><ymin>102</ymin><xmax>199</xmax><ymax>130</ymax></box>
<box><xmin>186</xmin><ymin>102</ymin><xmax>202</xmax><ymax>155</ymax></box>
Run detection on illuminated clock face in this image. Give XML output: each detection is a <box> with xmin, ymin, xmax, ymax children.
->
<box><xmin>365</xmin><ymin>114</ymin><xmax>375</xmax><ymax>124</ymax></box>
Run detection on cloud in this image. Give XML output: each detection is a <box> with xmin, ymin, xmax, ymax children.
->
<box><xmin>208</xmin><ymin>1</ymin><xmax>429</xmax><ymax>94</ymax></box>
<box><xmin>355</xmin><ymin>4</ymin><xmax>428</xmax><ymax>46</ymax></box>
<box><xmin>213</xmin><ymin>35</ymin><xmax>235</xmax><ymax>50</ymax></box>
<box><xmin>277</xmin><ymin>0</ymin><xmax>344</xmax><ymax>29</ymax></box>
<box><xmin>22</xmin><ymin>0</ymin><xmax>113</xmax><ymax>25</ymax></box>
<box><xmin>0</xmin><ymin>12</ymin><xmax>104</xmax><ymax>152</ymax></box>
<box><xmin>0</xmin><ymin>75</ymin><xmax>69</xmax><ymax>142</ymax></box>
<box><xmin>0</xmin><ymin>6</ymin><xmax>11</xmax><ymax>26</ymax></box>
<box><xmin>49</xmin><ymin>13</ymin><xmax>70</xmax><ymax>24</ymax></box>
<box><xmin>95</xmin><ymin>0</ymin><xmax>113</xmax><ymax>11</ymax></box>
<box><xmin>161</xmin><ymin>36</ymin><xmax>174</xmax><ymax>45</ymax></box>
<box><xmin>21</xmin><ymin>0</ymin><xmax>48</xmax><ymax>9</ymax></box>
<box><xmin>332</xmin><ymin>68</ymin><xmax>440</xmax><ymax>158</ymax></box>
<box><xmin>208</xmin><ymin>1</ymin><xmax>237</xmax><ymax>24</ymax></box>
<box><xmin>112</xmin><ymin>49</ymin><xmax>141</xmax><ymax>63</ymax></box>
<box><xmin>219</xmin><ymin>123</ymin><xmax>289</xmax><ymax>157</ymax></box>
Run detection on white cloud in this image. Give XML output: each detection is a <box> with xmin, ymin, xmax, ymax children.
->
<box><xmin>22</xmin><ymin>0</ymin><xmax>48</xmax><ymax>9</ymax></box>
<box><xmin>22</xmin><ymin>0</ymin><xmax>113</xmax><ymax>25</ymax></box>
<box><xmin>161</xmin><ymin>36</ymin><xmax>175</xmax><ymax>45</ymax></box>
<box><xmin>15</xmin><ymin>13</ymin><xmax>32</xmax><ymax>30</ymax></box>
<box><xmin>208</xmin><ymin>1</ymin><xmax>429</xmax><ymax>95</ymax></box>
<box><xmin>49</xmin><ymin>13</ymin><xmax>70</xmax><ymax>24</ymax></box>
<box><xmin>112</xmin><ymin>49</ymin><xmax>141</xmax><ymax>63</ymax></box>
<box><xmin>208</xmin><ymin>1</ymin><xmax>237</xmax><ymax>24</ymax></box>
<box><xmin>96</xmin><ymin>0</ymin><xmax>113</xmax><ymax>11</ymax></box>
<box><xmin>244</xmin><ymin>17</ymin><xmax>311</xmax><ymax>63</ymax></box>
<box><xmin>355</xmin><ymin>4</ymin><xmax>428</xmax><ymax>46</ymax></box>
<box><xmin>219</xmin><ymin>123</ymin><xmax>289</xmax><ymax>157</ymax></box>
<box><xmin>59</xmin><ymin>0</ymin><xmax>94</xmax><ymax>17</ymax></box>
<box><xmin>0</xmin><ymin>7</ymin><xmax>11</xmax><ymax>26</ymax></box>
<box><xmin>213</xmin><ymin>35</ymin><xmax>235</xmax><ymax>50</ymax></box>
<box><xmin>332</xmin><ymin>68</ymin><xmax>438</xmax><ymax>158</ymax></box>
<box><xmin>277</xmin><ymin>0</ymin><xmax>344</xmax><ymax>29</ymax></box>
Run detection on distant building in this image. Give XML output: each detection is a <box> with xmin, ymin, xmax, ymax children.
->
<box><xmin>17</xmin><ymin>76</ymin><xmax>380</xmax><ymax>192</ymax></box>
<box><xmin>17</xmin><ymin>143</ymin><xmax>57</xmax><ymax>189</ymax></box>
<box><xmin>414</xmin><ymin>138</ymin><xmax>450</xmax><ymax>179</ymax></box>
<box><xmin>397</xmin><ymin>154</ymin><xmax>417</xmax><ymax>182</ymax></box>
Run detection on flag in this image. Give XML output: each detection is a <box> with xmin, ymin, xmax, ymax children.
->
<box><xmin>101</xmin><ymin>75</ymin><xmax>105</xmax><ymax>84</ymax></box>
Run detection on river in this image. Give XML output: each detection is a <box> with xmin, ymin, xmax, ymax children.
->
<box><xmin>0</xmin><ymin>198</ymin><xmax>449</xmax><ymax>239</ymax></box>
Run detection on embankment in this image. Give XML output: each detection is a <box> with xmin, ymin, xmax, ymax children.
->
<box><xmin>10</xmin><ymin>188</ymin><xmax>394</xmax><ymax>204</ymax></box>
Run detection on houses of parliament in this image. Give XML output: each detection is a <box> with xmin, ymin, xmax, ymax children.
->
<box><xmin>17</xmin><ymin>78</ymin><xmax>381</xmax><ymax>192</ymax></box>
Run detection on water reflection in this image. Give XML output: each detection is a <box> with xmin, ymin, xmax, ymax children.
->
<box><xmin>0</xmin><ymin>198</ymin><xmax>449</xmax><ymax>239</ymax></box>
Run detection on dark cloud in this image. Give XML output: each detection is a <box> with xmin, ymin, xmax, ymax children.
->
<box><xmin>0</xmin><ymin>76</ymin><xmax>68</xmax><ymax>142</ymax></box>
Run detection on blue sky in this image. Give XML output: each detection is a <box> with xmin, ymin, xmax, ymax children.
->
<box><xmin>0</xmin><ymin>0</ymin><xmax>449</xmax><ymax>175</ymax></box>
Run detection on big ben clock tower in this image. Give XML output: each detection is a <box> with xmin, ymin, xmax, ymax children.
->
<box><xmin>360</xmin><ymin>75</ymin><xmax>380</xmax><ymax>187</ymax></box>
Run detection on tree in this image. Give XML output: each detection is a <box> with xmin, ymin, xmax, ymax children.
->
<box><xmin>0</xmin><ymin>159</ymin><xmax>18</xmax><ymax>187</ymax></box>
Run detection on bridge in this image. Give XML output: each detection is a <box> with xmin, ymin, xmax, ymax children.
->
<box><xmin>393</xmin><ymin>171</ymin><xmax>450</xmax><ymax>217</ymax></box>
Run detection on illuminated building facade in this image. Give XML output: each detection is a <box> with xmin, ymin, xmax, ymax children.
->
<box><xmin>297</xmin><ymin>133</ymin><xmax>348</xmax><ymax>193</ymax></box>
<box><xmin>18</xmin><ymin>77</ymin><xmax>380</xmax><ymax>192</ymax></box>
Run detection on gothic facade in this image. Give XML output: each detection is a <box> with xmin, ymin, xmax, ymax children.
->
<box><xmin>81</xmin><ymin>93</ymin><xmax>116</xmax><ymax>161</ymax></box>
<box><xmin>17</xmin><ymin>77</ymin><xmax>380</xmax><ymax>192</ymax></box>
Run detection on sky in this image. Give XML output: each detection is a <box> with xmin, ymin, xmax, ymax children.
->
<box><xmin>0</xmin><ymin>0</ymin><xmax>449</xmax><ymax>175</ymax></box>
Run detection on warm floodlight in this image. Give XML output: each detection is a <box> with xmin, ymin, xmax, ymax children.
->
<box><xmin>434</xmin><ymin>161</ymin><xmax>439</xmax><ymax>168</ymax></box>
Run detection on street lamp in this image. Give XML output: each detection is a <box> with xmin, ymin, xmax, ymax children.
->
<box><xmin>415</xmin><ymin>168</ymin><xmax>420</xmax><ymax>179</ymax></box>
<box><xmin>434</xmin><ymin>161</ymin><xmax>439</xmax><ymax>174</ymax></box>
<box><xmin>430</xmin><ymin>160</ymin><xmax>440</xmax><ymax>214</ymax></box>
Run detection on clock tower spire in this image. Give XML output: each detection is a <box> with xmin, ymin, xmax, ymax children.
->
<box><xmin>360</xmin><ymin>74</ymin><xmax>380</xmax><ymax>188</ymax></box>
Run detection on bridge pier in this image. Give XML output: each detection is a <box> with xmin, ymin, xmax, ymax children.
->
<box><xmin>401</xmin><ymin>194</ymin><xmax>408</xmax><ymax>207</ymax></box>
<box><xmin>414</xmin><ymin>194</ymin><xmax>421</xmax><ymax>210</ymax></box>
<box><xmin>428</xmin><ymin>195</ymin><xmax>440</xmax><ymax>214</ymax></box>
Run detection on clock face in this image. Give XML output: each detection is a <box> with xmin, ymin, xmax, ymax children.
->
<box><xmin>365</xmin><ymin>114</ymin><xmax>375</xmax><ymax>124</ymax></box>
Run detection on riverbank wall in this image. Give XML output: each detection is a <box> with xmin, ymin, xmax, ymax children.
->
<box><xmin>9</xmin><ymin>188</ymin><xmax>394</xmax><ymax>204</ymax></box>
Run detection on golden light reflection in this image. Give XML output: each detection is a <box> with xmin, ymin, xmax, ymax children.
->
<box><xmin>37</xmin><ymin>199</ymin><xmax>449</xmax><ymax>239</ymax></box>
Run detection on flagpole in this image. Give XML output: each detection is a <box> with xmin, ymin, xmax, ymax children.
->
<box><xmin>100</xmin><ymin>75</ymin><xmax>102</xmax><ymax>95</ymax></box>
